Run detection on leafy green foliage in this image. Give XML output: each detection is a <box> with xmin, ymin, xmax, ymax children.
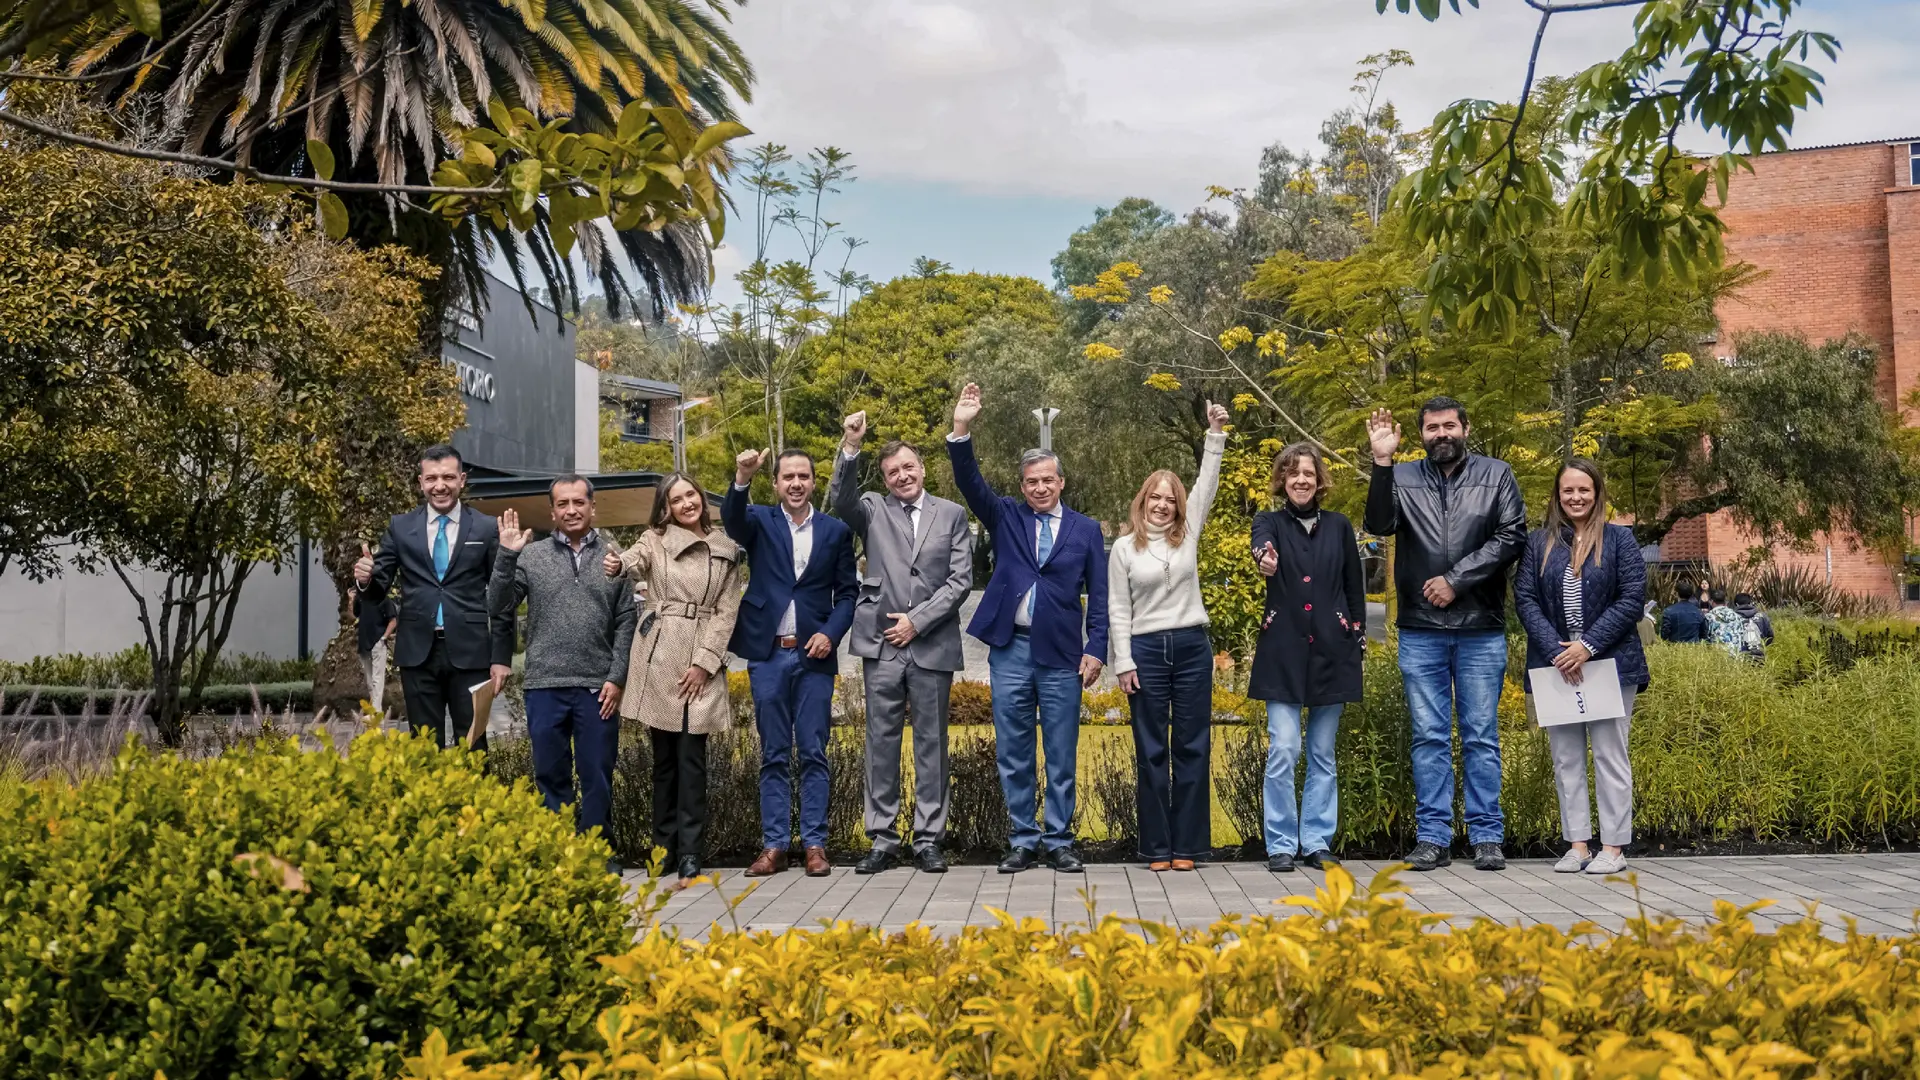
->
<box><xmin>1388</xmin><ymin>0</ymin><xmax>1838</xmax><ymax>338</ymax></box>
<box><xmin>0</xmin><ymin>733</ymin><xmax>635</xmax><ymax>1079</ymax></box>
<box><xmin>0</xmin><ymin>0</ymin><xmax>754</xmax><ymax>317</ymax></box>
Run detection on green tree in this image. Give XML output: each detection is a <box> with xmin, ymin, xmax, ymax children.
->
<box><xmin>0</xmin><ymin>0</ymin><xmax>754</xmax><ymax>322</ymax></box>
<box><xmin>1386</xmin><ymin>0</ymin><xmax>1837</xmax><ymax>339</ymax></box>
<box><xmin>1052</xmin><ymin>197</ymin><xmax>1173</xmax><ymax>334</ymax></box>
<box><xmin>0</xmin><ymin>93</ymin><xmax>446</xmax><ymax>742</ymax></box>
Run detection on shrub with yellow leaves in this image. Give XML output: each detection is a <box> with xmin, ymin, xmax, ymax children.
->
<box><xmin>401</xmin><ymin>865</ymin><xmax>1920</xmax><ymax>1079</ymax></box>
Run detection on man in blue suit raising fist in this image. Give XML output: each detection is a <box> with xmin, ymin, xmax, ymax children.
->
<box><xmin>946</xmin><ymin>383</ymin><xmax>1109</xmax><ymax>874</ymax></box>
<box><xmin>724</xmin><ymin>446</ymin><xmax>858</xmax><ymax>879</ymax></box>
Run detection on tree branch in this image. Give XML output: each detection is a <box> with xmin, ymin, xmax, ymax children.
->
<box><xmin>1635</xmin><ymin>486</ymin><xmax>1739</xmax><ymax>547</ymax></box>
<box><xmin>0</xmin><ymin>105</ymin><xmax>503</xmax><ymax>196</ymax></box>
<box><xmin>0</xmin><ymin>1</ymin><xmax>227</xmax><ymax>84</ymax></box>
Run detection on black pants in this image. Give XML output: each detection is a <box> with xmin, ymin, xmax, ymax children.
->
<box><xmin>399</xmin><ymin>635</ymin><xmax>490</xmax><ymax>751</ymax></box>
<box><xmin>1127</xmin><ymin>625</ymin><xmax>1214</xmax><ymax>860</ymax></box>
<box><xmin>650</xmin><ymin>725</ymin><xmax>708</xmax><ymax>867</ymax></box>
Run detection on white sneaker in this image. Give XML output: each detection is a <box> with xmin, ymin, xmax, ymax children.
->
<box><xmin>1585</xmin><ymin>850</ymin><xmax>1628</xmax><ymax>875</ymax></box>
<box><xmin>1553</xmin><ymin>850</ymin><xmax>1590</xmax><ymax>874</ymax></box>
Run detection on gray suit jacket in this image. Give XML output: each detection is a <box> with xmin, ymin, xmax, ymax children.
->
<box><xmin>828</xmin><ymin>449</ymin><xmax>973</xmax><ymax>671</ymax></box>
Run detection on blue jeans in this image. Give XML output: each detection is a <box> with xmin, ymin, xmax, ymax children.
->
<box><xmin>1264</xmin><ymin>701</ymin><xmax>1343</xmax><ymax>856</ymax></box>
<box><xmin>1128</xmin><ymin>626</ymin><xmax>1213</xmax><ymax>860</ymax></box>
<box><xmin>748</xmin><ymin>646</ymin><xmax>836</xmax><ymax>850</ymax></box>
<box><xmin>1398</xmin><ymin>628</ymin><xmax>1509</xmax><ymax>846</ymax></box>
<box><xmin>988</xmin><ymin>632</ymin><xmax>1083</xmax><ymax>852</ymax></box>
<box><xmin>525</xmin><ymin>686</ymin><xmax>620</xmax><ymax>835</ymax></box>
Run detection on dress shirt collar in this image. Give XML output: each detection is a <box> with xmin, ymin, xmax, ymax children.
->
<box><xmin>428</xmin><ymin>503</ymin><xmax>463</xmax><ymax>528</ymax></box>
<box><xmin>782</xmin><ymin>503</ymin><xmax>814</xmax><ymax>531</ymax></box>
<box><xmin>553</xmin><ymin>527</ymin><xmax>597</xmax><ymax>553</ymax></box>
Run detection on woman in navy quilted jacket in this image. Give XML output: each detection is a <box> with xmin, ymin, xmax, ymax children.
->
<box><xmin>1512</xmin><ymin>459</ymin><xmax>1648</xmax><ymax>877</ymax></box>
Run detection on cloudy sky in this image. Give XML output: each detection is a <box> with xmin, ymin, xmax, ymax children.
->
<box><xmin>704</xmin><ymin>0</ymin><xmax>1915</xmax><ymax>307</ymax></box>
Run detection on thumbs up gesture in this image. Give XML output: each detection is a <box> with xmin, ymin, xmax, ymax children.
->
<box><xmin>735</xmin><ymin>446</ymin><xmax>770</xmax><ymax>487</ymax></box>
<box><xmin>353</xmin><ymin>541</ymin><xmax>375</xmax><ymax>588</ymax></box>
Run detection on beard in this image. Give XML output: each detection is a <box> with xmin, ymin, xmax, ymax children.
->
<box><xmin>1424</xmin><ymin>435</ymin><xmax>1466</xmax><ymax>466</ymax></box>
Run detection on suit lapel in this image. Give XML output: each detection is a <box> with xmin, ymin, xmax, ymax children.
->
<box><xmin>764</xmin><ymin>505</ymin><xmax>797</xmax><ymax>583</ymax></box>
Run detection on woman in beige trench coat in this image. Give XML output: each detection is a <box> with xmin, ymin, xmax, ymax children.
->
<box><xmin>604</xmin><ymin>473</ymin><xmax>743</xmax><ymax>886</ymax></box>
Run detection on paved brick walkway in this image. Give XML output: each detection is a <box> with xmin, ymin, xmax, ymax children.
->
<box><xmin>636</xmin><ymin>854</ymin><xmax>1920</xmax><ymax>940</ymax></box>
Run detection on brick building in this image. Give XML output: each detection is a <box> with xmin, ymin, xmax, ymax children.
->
<box><xmin>1659</xmin><ymin>138</ymin><xmax>1920</xmax><ymax>605</ymax></box>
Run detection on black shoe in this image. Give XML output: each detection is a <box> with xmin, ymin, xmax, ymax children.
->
<box><xmin>1046</xmin><ymin>846</ymin><xmax>1084</xmax><ymax>873</ymax></box>
<box><xmin>1472</xmin><ymin>842</ymin><xmax>1507</xmax><ymax>871</ymax></box>
<box><xmin>1267</xmin><ymin>852</ymin><xmax>1295</xmax><ymax>873</ymax></box>
<box><xmin>854</xmin><ymin>848</ymin><xmax>899</xmax><ymax>875</ymax></box>
<box><xmin>914</xmin><ymin>847</ymin><xmax>949</xmax><ymax>874</ymax></box>
<box><xmin>1404</xmin><ymin>841</ymin><xmax>1451</xmax><ymax>871</ymax></box>
<box><xmin>999</xmin><ymin>847</ymin><xmax>1039</xmax><ymax>873</ymax></box>
<box><xmin>676</xmin><ymin>855</ymin><xmax>702</xmax><ymax>881</ymax></box>
<box><xmin>1300</xmin><ymin>849</ymin><xmax>1339</xmax><ymax>871</ymax></box>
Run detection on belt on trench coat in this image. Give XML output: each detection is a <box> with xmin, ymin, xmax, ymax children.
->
<box><xmin>651</xmin><ymin>600</ymin><xmax>716</xmax><ymax>617</ymax></box>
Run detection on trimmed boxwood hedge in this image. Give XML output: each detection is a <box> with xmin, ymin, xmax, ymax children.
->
<box><xmin>0</xmin><ymin>681</ymin><xmax>313</xmax><ymax>715</ymax></box>
<box><xmin>0</xmin><ymin>732</ymin><xmax>632</xmax><ymax>1080</ymax></box>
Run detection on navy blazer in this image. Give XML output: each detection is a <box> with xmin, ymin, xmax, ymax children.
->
<box><xmin>948</xmin><ymin>435</ymin><xmax>1109</xmax><ymax>671</ymax></box>
<box><xmin>720</xmin><ymin>484</ymin><xmax>858</xmax><ymax>673</ymax></box>
<box><xmin>361</xmin><ymin>505</ymin><xmax>515</xmax><ymax>671</ymax></box>
<box><xmin>1512</xmin><ymin>523</ymin><xmax>1649</xmax><ymax>692</ymax></box>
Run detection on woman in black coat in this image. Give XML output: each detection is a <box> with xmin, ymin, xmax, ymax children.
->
<box><xmin>1249</xmin><ymin>443</ymin><xmax>1366</xmax><ymax>874</ymax></box>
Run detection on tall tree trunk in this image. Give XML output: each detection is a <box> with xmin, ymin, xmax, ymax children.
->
<box><xmin>311</xmin><ymin>537</ymin><xmax>374</xmax><ymax>719</ymax></box>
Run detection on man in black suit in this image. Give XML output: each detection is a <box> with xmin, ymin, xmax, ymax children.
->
<box><xmin>354</xmin><ymin>444</ymin><xmax>515</xmax><ymax>748</ymax></box>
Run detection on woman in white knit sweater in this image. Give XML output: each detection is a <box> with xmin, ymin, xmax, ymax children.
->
<box><xmin>1109</xmin><ymin>401</ymin><xmax>1229</xmax><ymax>871</ymax></box>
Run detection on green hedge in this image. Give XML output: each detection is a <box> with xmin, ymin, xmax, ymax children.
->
<box><xmin>0</xmin><ymin>733</ymin><xmax>632</xmax><ymax>1080</ymax></box>
<box><xmin>0</xmin><ymin>647</ymin><xmax>315</xmax><ymax>689</ymax></box>
<box><xmin>490</xmin><ymin>619</ymin><xmax>1920</xmax><ymax>859</ymax></box>
<box><xmin>1</xmin><ymin>682</ymin><xmax>313</xmax><ymax>715</ymax></box>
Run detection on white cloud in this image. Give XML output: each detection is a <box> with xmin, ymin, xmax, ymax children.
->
<box><xmin>727</xmin><ymin>0</ymin><xmax>1912</xmax><ymax>209</ymax></box>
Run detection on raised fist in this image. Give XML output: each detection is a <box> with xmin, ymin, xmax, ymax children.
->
<box><xmin>1205</xmin><ymin>400</ymin><xmax>1230</xmax><ymax>433</ymax></box>
<box><xmin>498</xmin><ymin>509</ymin><xmax>530</xmax><ymax>552</ymax></box>
<box><xmin>1367</xmin><ymin>408</ymin><xmax>1402</xmax><ymax>465</ymax></box>
<box><xmin>842</xmin><ymin>410</ymin><xmax>868</xmax><ymax>450</ymax></box>
<box><xmin>734</xmin><ymin>446</ymin><xmax>770</xmax><ymax>486</ymax></box>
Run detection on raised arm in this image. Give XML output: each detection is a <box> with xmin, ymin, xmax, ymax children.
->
<box><xmin>944</xmin><ymin>382</ymin><xmax>1003</xmax><ymax>525</ymax></box>
<box><xmin>721</xmin><ymin>446</ymin><xmax>769</xmax><ymax>550</ymax></box>
<box><xmin>356</xmin><ymin>523</ymin><xmax>402</xmax><ymax>604</ymax></box>
<box><xmin>487</xmin><ymin>510</ymin><xmax>532</xmax><ymax>622</ymax></box>
<box><xmin>1185</xmin><ymin>403</ymin><xmax>1230</xmax><ymax>537</ymax></box>
<box><xmin>828</xmin><ymin>412</ymin><xmax>872</xmax><ymax>539</ymax></box>
<box><xmin>1362</xmin><ymin>407</ymin><xmax>1403</xmax><ymax>536</ymax></box>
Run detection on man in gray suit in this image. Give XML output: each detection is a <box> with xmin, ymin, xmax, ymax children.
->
<box><xmin>830</xmin><ymin>410</ymin><xmax>973</xmax><ymax>874</ymax></box>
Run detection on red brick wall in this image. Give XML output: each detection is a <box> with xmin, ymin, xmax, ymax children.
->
<box><xmin>1676</xmin><ymin>141</ymin><xmax>1919</xmax><ymax>606</ymax></box>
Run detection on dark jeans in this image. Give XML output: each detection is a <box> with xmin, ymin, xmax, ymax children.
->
<box><xmin>1127</xmin><ymin>626</ymin><xmax>1214</xmax><ymax>861</ymax></box>
<box><xmin>748</xmin><ymin>644</ymin><xmax>835</xmax><ymax>850</ymax></box>
<box><xmin>398</xmin><ymin>634</ymin><xmax>489</xmax><ymax>750</ymax></box>
<box><xmin>525</xmin><ymin>686</ymin><xmax>620</xmax><ymax>836</ymax></box>
<box><xmin>650</xmin><ymin>725</ymin><xmax>708</xmax><ymax>866</ymax></box>
<box><xmin>987</xmin><ymin>631</ymin><xmax>1083</xmax><ymax>852</ymax></box>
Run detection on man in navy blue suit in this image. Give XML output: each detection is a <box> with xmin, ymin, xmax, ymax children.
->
<box><xmin>946</xmin><ymin>383</ymin><xmax>1109</xmax><ymax>874</ymax></box>
<box><xmin>724</xmin><ymin>446</ymin><xmax>858</xmax><ymax>879</ymax></box>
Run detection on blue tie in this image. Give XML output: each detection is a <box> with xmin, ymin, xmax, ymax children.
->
<box><xmin>432</xmin><ymin>515</ymin><xmax>450</xmax><ymax>629</ymax></box>
<box><xmin>1028</xmin><ymin>514</ymin><xmax>1054</xmax><ymax>620</ymax></box>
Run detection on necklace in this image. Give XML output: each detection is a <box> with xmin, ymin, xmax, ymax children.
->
<box><xmin>1140</xmin><ymin>538</ymin><xmax>1175</xmax><ymax>586</ymax></box>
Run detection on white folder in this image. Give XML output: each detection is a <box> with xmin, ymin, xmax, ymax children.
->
<box><xmin>1528</xmin><ymin>658</ymin><xmax>1625</xmax><ymax>726</ymax></box>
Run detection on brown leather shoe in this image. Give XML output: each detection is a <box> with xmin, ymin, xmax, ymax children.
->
<box><xmin>804</xmin><ymin>846</ymin><xmax>831</xmax><ymax>876</ymax></box>
<box><xmin>1148</xmin><ymin>860</ymin><xmax>1172</xmax><ymax>872</ymax></box>
<box><xmin>1171</xmin><ymin>859</ymin><xmax>1196</xmax><ymax>872</ymax></box>
<box><xmin>745</xmin><ymin>848</ymin><xmax>788</xmax><ymax>877</ymax></box>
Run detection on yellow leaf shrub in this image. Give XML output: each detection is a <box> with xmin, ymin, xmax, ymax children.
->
<box><xmin>405</xmin><ymin>867</ymin><xmax>1920</xmax><ymax>1079</ymax></box>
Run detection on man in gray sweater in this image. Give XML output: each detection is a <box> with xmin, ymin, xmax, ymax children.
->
<box><xmin>489</xmin><ymin>475</ymin><xmax>636</xmax><ymax>845</ymax></box>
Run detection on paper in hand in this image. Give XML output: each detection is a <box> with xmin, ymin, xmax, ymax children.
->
<box><xmin>467</xmin><ymin>679</ymin><xmax>496</xmax><ymax>746</ymax></box>
<box><xmin>1527</xmin><ymin>658</ymin><xmax>1625</xmax><ymax>726</ymax></box>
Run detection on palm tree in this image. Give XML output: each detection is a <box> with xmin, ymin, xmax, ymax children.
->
<box><xmin>0</xmin><ymin>0</ymin><xmax>755</xmax><ymax>321</ymax></box>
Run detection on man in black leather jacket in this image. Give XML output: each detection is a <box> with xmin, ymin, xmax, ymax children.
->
<box><xmin>1364</xmin><ymin>397</ymin><xmax>1527</xmax><ymax>872</ymax></box>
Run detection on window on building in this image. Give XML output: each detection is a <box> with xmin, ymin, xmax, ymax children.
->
<box><xmin>1907</xmin><ymin>580</ymin><xmax>1920</xmax><ymax>603</ymax></box>
<box><xmin>1911</xmin><ymin>142</ymin><xmax>1920</xmax><ymax>186</ymax></box>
